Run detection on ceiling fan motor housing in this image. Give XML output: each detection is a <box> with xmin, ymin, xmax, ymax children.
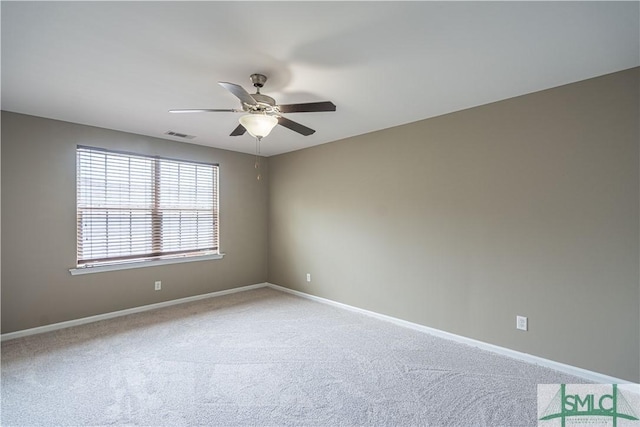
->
<box><xmin>247</xmin><ymin>74</ymin><xmax>276</xmax><ymax>112</ymax></box>
<box><xmin>251</xmin><ymin>93</ymin><xmax>276</xmax><ymax>109</ymax></box>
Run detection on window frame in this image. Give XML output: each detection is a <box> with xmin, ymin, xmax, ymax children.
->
<box><xmin>70</xmin><ymin>145</ymin><xmax>223</xmax><ymax>275</ymax></box>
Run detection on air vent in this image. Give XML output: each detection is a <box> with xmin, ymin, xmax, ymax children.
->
<box><xmin>165</xmin><ymin>131</ymin><xmax>196</xmax><ymax>140</ymax></box>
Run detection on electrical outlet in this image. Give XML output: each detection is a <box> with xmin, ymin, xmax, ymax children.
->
<box><xmin>306</xmin><ymin>273</ymin><xmax>311</xmax><ymax>282</ymax></box>
<box><xmin>154</xmin><ymin>281</ymin><xmax>162</xmax><ymax>291</ymax></box>
<box><xmin>516</xmin><ymin>315</ymin><xmax>528</xmax><ymax>331</ymax></box>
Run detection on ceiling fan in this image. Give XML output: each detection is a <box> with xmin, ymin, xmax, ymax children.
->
<box><xmin>169</xmin><ymin>73</ymin><xmax>336</xmax><ymax>139</ymax></box>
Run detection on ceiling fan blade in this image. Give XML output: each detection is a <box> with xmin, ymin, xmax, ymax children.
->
<box><xmin>218</xmin><ymin>82</ymin><xmax>257</xmax><ymax>106</ymax></box>
<box><xmin>169</xmin><ymin>109</ymin><xmax>239</xmax><ymax>113</ymax></box>
<box><xmin>278</xmin><ymin>117</ymin><xmax>315</xmax><ymax>136</ymax></box>
<box><xmin>278</xmin><ymin>101</ymin><xmax>336</xmax><ymax>113</ymax></box>
<box><xmin>230</xmin><ymin>124</ymin><xmax>246</xmax><ymax>136</ymax></box>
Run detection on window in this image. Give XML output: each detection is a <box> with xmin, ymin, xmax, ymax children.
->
<box><xmin>75</xmin><ymin>146</ymin><xmax>219</xmax><ymax>269</ymax></box>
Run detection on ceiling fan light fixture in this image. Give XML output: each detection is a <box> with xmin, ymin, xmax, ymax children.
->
<box><xmin>239</xmin><ymin>114</ymin><xmax>278</xmax><ymax>139</ymax></box>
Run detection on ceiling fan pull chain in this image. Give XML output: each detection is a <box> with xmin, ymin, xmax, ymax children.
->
<box><xmin>255</xmin><ymin>136</ymin><xmax>262</xmax><ymax>181</ymax></box>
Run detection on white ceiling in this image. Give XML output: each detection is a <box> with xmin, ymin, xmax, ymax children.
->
<box><xmin>2</xmin><ymin>1</ymin><xmax>638</xmax><ymax>157</ymax></box>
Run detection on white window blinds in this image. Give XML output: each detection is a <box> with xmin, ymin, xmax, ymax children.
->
<box><xmin>76</xmin><ymin>146</ymin><xmax>219</xmax><ymax>267</ymax></box>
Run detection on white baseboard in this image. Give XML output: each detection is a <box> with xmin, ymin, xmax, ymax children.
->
<box><xmin>3</xmin><ymin>280</ymin><xmax>635</xmax><ymax>385</ymax></box>
<box><xmin>266</xmin><ymin>283</ymin><xmax>636</xmax><ymax>385</ymax></box>
<box><xmin>1</xmin><ymin>282</ymin><xmax>269</xmax><ymax>342</ymax></box>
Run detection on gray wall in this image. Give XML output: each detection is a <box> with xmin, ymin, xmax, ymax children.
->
<box><xmin>268</xmin><ymin>68</ymin><xmax>640</xmax><ymax>381</ymax></box>
<box><xmin>1</xmin><ymin>112</ymin><xmax>268</xmax><ymax>333</ymax></box>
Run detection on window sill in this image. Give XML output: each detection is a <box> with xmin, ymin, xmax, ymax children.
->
<box><xmin>69</xmin><ymin>253</ymin><xmax>225</xmax><ymax>276</ymax></box>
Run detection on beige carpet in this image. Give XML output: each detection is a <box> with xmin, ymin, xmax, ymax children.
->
<box><xmin>1</xmin><ymin>287</ymin><xmax>587</xmax><ymax>426</ymax></box>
